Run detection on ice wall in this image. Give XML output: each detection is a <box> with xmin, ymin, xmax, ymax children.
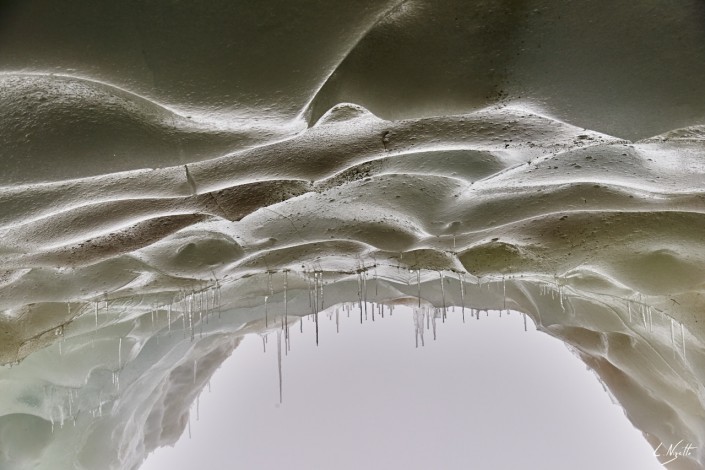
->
<box><xmin>1</xmin><ymin>1</ymin><xmax>705</xmax><ymax>468</ymax></box>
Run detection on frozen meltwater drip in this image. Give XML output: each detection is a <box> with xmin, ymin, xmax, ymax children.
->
<box><xmin>503</xmin><ymin>275</ymin><xmax>506</xmax><ymax>311</ymax></box>
<box><xmin>319</xmin><ymin>271</ymin><xmax>325</xmax><ymax>310</ymax></box>
<box><xmin>181</xmin><ymin>293</ymin><xmax>187</xmax><ymax>338</ymax></box>
<box><xmin>199</xmin><ymin>292</ymin><xmax>204</xmax><ymax>338</ymax></box>
<box><xmin>432</xmin><ymin>308</ymin><xmax>437</xmax><ymax>341</ymax></box>
<box><xmin>356</xmin><ymin>271</ymin><xmax>362</xmax><ymax>323</ymax></box>
<box><xmin>188</xmin><ymin>292</ymin><xmax>195</xmax><ymax>342</ymax></box>
<box><xmin>414</xmin><ymin>307</ymin><xmax>425</xmax><ymax>348</ymax></box>
<box><xmin>440</xmin><ymin>272</ymin><xmax>446</xmax><ymax>322</ymax></box>
<box><xmin>363</xmin><ymin>270</ymin><xmax>368</xmax><ymax>320</ymax></box>
<box><xmin>277</xmin><ymin>329</ymin><xmax>283</xmax><ymax>404</ymax></box>
<box><xmin>648</xmin><ymin>307</ymin><xmax>653</xmax><ymax>332</ymax></box>
<box><xmin>459</xmin><ymin>273</ymin><xmax>466</xmax><ymax>323</ymax></box>
<box><xmin>284</xmin><ymin>271</ymin><xmax>289</xmax><ymax>340</ymax></box>
<box><xmin>417</xmin><ymin>270</ymin><xmax>421</xmax><ymax>308</ymax></box>
<box><xmin>168</xmin><ymin>303</ymin><xmax>172</xmax><ymax>335</ymax></box>
<box><xmin>314</xmin><ymin>272</ymin><xmax>320</xmax><ymax>346</ymax></box>
<box><xmin>264</xmin><ymin>295</ymin><xmax>269</xmax><ymax>328</ymax></box>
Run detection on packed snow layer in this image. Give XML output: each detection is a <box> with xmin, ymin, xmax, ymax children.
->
<box><xmin>1</xmin><ymin>0</ymin><xmax>705</xmax><ymax>469</ymax></box>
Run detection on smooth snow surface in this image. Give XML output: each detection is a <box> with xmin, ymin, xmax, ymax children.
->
<box><xmin>1</xmin><ymin>1</ymin><xmax>705</xmax><ymax>469</ymax></box>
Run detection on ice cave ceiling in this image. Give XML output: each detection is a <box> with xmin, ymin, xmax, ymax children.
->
<box><xmin>1</xmin><ymin>1</ymin><xmax>705</xmax><ymax>469</ymax></box>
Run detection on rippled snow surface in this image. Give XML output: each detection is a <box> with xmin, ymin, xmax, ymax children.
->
<box><xmin>1</xmin><ymin>1</ymin><xmax>705</xmax><ymax>469</ymax></box>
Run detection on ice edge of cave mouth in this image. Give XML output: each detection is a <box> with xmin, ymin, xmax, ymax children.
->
<box><xmin>1</xmin><ymin>270</ymin><xmax>703</xmax><ymax>470</ymax></box>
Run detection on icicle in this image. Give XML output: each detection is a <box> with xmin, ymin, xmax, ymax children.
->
<box><xmin>94</xmin><ymin>302</ymin><xmax>99</xmax><ymax>329</ymax></box>
<box><xmin>199</xmin><ymin>290</ymin><xmax>205</xmax><ymax>328</ymax></box>
<box><xmin>264</xmin><ymin>295</ymin><xmax>269</xmax><ymax>328</ymax></box>
<box><xmin>641</xmin><ymin>303</ymin><xmax>647</xmax><ymax>329</ymax></box>
<box><xmin>414</xmin><ymin>307</ymin><xmax>425</xmax><ymax>348</ymax></box>
<box><xmin>440</xmin><ymin>272</ymin><xmax>446</xmax><ymax>322</ymax></box>
<box><xmin>502</xmin><ymin>275</ymin><xmax>506</xmax><ymax>311</ymax></box>
<box><xmin>262</xmin><ymin>335</ymin><xmax>266</xmax><ymax>353</ymax></box>
<box><xmin>336</xmin><ymin>310</ymin><xmax>339</xmax><ymax>334</ymax></box>
<box><xmin>188</xmin><ymin>293</ymin><xmax>194</xmax><ymax>341</ymax></box>
<box><xmin>417</xmin><ymin>270</ymin><xmax>421</xmax><ymax>308</ymax></box>
<box><xmin>627</xmin><ymin>301</ymin><xmax>632</xmax><ymax>323</ymax></box>
<box><xmin>459</xmin><ymin>273</ymin><xmax>465</xmax><ymax>323</ymax></box>
<box><xmin>308</xmin><ymin>271</ymin><xmax>314</xmax><ymax>309</ymax></box>
<box><xmin>357</xmin><ymin>271</ymin><xmax>363</xmax><ymax>323</ymax></box>
<box><xmin>315</xmin><ymin>300</ymin><xmax>320</xmax><ymax>346</ymax></box>
<box><xmin>199</xmin><ymin>296</ymin><xmax>204</xmax><ymax>339</ymax></box>
<box><xmin>432</xmin><ymin>308</ymin><xmax>437</xmax><ymax>341</ymax></box>
<box><xmin>203</xmin><ymin>289</ymin><xmax>209</xmax><ymax>324</ymax></box>
<box><xmin>284</xmin><ymin>271</ymin><xmax>289</xmax><ymax>335</ymax></box>
<box><xmin>215</xmin><ymin>279</ymin><xmax>221</xmax><ymax>319</ymax></box>
<box><xmin>193</xmin><ymin>360</ymin><xmax>197</xmax><ymax>385</ymax></box>
<box><xmin>523</xmin><ymin>312</ymin><xmax>527</xmax><ymax>331</ymax></box>
<box><xmin>363</xmin><ymin>271</ymin><xmax>368</xmax><ymax>320</ymax></box>
<box><xmin>277</xmin><ymin>330</ymin><xmax>283</xmax><ymax>404</ymax></box>
<box><xmin>196</xmin><ymin>395</ymin><xmax>200</xmax><ymax>421</ymax></box>
<box><xmin>181</xmin><ymin>295</ymin><xmax>187</xmax><ymax>338</ymax></box>
<box><xmin>648</xmin><ymin>307</ymin><xmax>653</xmax><ymax>332</ymax></box>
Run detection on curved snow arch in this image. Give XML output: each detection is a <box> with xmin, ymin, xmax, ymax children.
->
<box><xmin>0</xmin><ymin>270</ymin><xmax>701</xmax><ymax>469</ymax></box>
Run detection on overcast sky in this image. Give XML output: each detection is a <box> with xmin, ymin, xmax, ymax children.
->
<box><xmin>142</xmin><ymin>305</ymin><xmax>663</xmax><ymax>470</ymax></box>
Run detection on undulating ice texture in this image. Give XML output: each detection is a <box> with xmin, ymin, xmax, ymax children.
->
<box><xmin>1</xmin><ymin>1</ymin><xmax>705</xmax><ymax>469</ymax></box>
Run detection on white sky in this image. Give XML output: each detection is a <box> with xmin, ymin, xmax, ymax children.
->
<box><xmin>142</xmin><ymin>305</ymin><xmax>663</xmax><ymax>470</ymax></box>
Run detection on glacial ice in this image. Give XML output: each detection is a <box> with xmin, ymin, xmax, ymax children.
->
<box><xmin>1</xmin><ymin>0</ymin><xmax>705</xmax><ymax>469</ymax></box>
